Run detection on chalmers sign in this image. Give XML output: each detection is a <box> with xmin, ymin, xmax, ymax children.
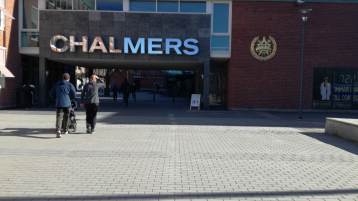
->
<box><xmin>50</xmin><ymin>36</ymin><xmax>199</xmax><ymax>55</ymax></box>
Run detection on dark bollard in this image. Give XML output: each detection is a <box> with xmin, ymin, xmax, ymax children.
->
<box><xmin>153</xmin><ymin>93</ymin><xmax>155</xmax><ymax>102</ymax></box>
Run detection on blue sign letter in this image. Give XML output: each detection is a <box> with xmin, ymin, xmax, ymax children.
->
<box><xmin>165</xmin><ymin>39</ymin><xmax>182</xmax><ymax>54</ymax></box>
<box><xmin>148</xmin><ymin>38</ymin><xmax>163</xmax><ymax>54</ymax></box>
<box><xmin>124</xmin><ymin>38</ymin><xmax>145</xmax><ymax>54</ymax></box>
<box><xmin>183</xmin><ymin>39</ymin><xmax>199</xmax><ymax>55</ymax></box>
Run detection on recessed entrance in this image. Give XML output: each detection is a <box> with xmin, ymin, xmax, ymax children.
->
<box><xmin>45</xmin><ymin>59</ymin><xmax>206</xmax><ymax>107</ymax></box>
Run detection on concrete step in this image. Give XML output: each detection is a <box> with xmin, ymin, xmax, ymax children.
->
<box><xmin>325</xmin><ymin>118</ymin><xmax>358</xmax><ymax>142</ymax></box>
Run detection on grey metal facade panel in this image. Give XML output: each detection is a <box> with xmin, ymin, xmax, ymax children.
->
<box><xmin>40</xmin><ymin>11</ymin><xmax>210</xmax><ymax>62</ymax></box>
<box><xmin>234</xmin><ymin>0</ymin><xmax>358</xmax><ymax>3</ymax></box>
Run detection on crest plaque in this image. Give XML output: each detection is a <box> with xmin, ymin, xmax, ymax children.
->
<box><xmin>250</xmin><ymin>36</ymin><xmax>277</xmax><ymax>61</ymax></box>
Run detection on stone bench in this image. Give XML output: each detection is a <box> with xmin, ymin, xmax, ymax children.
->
<box><xmin>325</xmin><ymin>118</ymin><xmax>358</xmax><ymax>142</ymax></box>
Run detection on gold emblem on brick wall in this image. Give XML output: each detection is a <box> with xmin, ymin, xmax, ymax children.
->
<box><xmin>250</xmin><ymin>36</ymin><xmax>277</xmax><ymax>61</ymax></box>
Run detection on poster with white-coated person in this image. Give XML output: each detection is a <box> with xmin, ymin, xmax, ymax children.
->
<box><xmin>190</xmin><ymin>94</ymin><xmax>201</xmax><ymax>110</ymax></box>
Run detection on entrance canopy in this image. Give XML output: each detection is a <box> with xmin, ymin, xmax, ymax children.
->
<box><xmin>50</xmin><ymin>59</ymin><xmax>204</xmax><ymax>70</ymax></box>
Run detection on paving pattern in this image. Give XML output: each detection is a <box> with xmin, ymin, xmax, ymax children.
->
<box><xmin>1</xmin><ymin>95</ymin><xmax>358</xmax><ymax>201</ymax></box>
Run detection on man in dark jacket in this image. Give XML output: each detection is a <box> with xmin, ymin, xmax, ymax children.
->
<box><xmin>131</xmin><ymin>83</ymin><xmax>136</xmax><ymax>98</ymax></box>
<box><xmin>23</xmin><ymin>81</ymin><xmax>35</xmax><ymax>109</ymax></box>
<box><xmin>119</xmin><ymin>78</ymin><xmax>131</xmax><ymax>108</ymax></box>
<box><xmin>80</xmin><ymin>75</ymin><xmax>105</xmax><ymax>134</ymax></box>
<box><xmin>112</xmin><ymin>84</ymin><xmax>118</xmax><ymax>101</ymax></box>
<box><xmin>49</xmin><ymin>73</ymin><xmax>77</xmax><ymax>138</ymax></box>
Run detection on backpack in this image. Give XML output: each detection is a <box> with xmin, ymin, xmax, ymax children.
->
<box><xmin>23</xmin><ymin>84</ymin><xmax>34</xmax><ymax>93</ymax></box>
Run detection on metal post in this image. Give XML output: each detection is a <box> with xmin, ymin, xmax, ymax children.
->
<box><xmin>298</xmin><ymin>21</ymin><xmax>306</xmax><ymax>120</ymax></box>
<box><xmin>173</xmin><ymin>92</ymin><xmax>175</xmax><ymax>102</ymax></box>
<box><xmin>104</xmin><ymin>69</ymin><xmax>110</xmax><ymax>96</ymax></box>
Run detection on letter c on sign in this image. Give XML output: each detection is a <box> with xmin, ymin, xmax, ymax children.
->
<box><xmin>50</xmin><ymin>35</ymin><xmax>69</xmax><ymax>52</ymax></box>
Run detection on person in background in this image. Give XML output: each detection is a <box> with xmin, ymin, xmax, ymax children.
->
<box><xmin>119</xmin><ymin>78</ymin><xmax>131</xmax><ymax>109</ymax></box>
<box><xmin>156</xmin><ymin>83</ymin><xmax>160</xmax><ymax>91</ymax></box>
<box><xmin>112</xmin><ymin>84</ymin><xmax>118</xmax><ymax>101</ymax></box>
<box><xmin>80</xmin><ymin>75</ymin><xmax>105</xmax><ymax>134</ymax></box>
<box><xmin>320</xmin><ymin>77</ymin><xmax>331</xmax><ymax>100</ymax></box>
<box><xmin>23</xmin><ymin>81</ymin><xmax>35</xmax><ymax>109</ymax></box>
<box><xmin>131</xmin><ymin>83</ymin><xmax>136</xmax><ymax>98</ymax></box>
<box><xmin>49</xmin><ymin>73</ymin><xmax>77</xmax><ymax>138</ymax></box>
<box><xmin>77</xmin><ymin>77</ymin><xmax>83</xmax><ymax>90</ymax></box>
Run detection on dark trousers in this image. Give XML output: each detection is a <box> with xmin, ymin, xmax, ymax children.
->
<box><xmin>85</xmin><ymin>103</ymin><xmax>99</xmax><ymax>130</ymax></box>
<box><xmin>123</xmin><ymin>95</ymin><xmax>129</xmax><ymax>107</ymax></box>
<box><xmin>25</xmin><ymin>93</ymin><xmax>33</xmax><ymax>108</ymax></box>
<box><xmin>113</xmin><ymin>92</ymin><xmax>117</xmax><ymax>101</ymax></box>
<box><xmin>132</xmin><ymin>91</ymin><xmax>135</xmax><ymax>98</ymax></box>
<box><xmin>56</xmin><ymin>107</ymin><xmax>70</xmax><ymax>131</ymax></box>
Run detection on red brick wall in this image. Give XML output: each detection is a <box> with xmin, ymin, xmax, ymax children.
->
<box><xmin>228</xmin><ymin>2</ymin><xmax>358</xmax><ymax>109</ymax></box>
<box><xmin>0</xmin><ymin>0</ymin><xmax>21</xmax><ymax>108</ymax></box>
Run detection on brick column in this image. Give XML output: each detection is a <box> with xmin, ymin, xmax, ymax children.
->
<box><xmin>203</xmin><ymin>61</ymin><xmax>210</xmax><ymax>110</ymax></box>
<box><xmin>39</xmin><ymin>57</ymin><xmax>47</xmax><ymax>107</ymax></box>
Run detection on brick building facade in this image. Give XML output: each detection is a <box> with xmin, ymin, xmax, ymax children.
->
<box><xmin>228</xmin><ymin>1</ymin><xmax>358</xmax><ymax>110</ymax></box>
<box><xmin>0</xmin><ymin>0</ymin><xmax>21</xmax><ymax>109</ymax></box>
<box><xmin>2</xmin><ymin>0</ymin><xmax>358</xmax><ymax>110</ymax></box>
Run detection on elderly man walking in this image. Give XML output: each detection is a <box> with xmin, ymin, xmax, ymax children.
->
<box><xmin>49</xmin><ymin>73</ymin><xmax>77</xmax><ymax>138</ymax></box>
<box><xmin>80</xmin><ymin>75</ymin><xmax>105</xmax><ymax>134</ymax></box>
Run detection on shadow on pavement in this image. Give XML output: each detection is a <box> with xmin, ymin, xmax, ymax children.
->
<box><xmin>0</xmin><ymin>128</ymin><xmax>86</xmax><ymax>139</ymax></box>
<box><xmin>3</xmin><ymin>92</ymin><xmax>358</xmax><ymax>128</ymax></box>
<box><xmin>301</xmin><ymin>132</ymin><xmax>358</xmax><ymax>156</ymax></box>
<box><xmin>1</xmin><ymin>189</ymin><xmax>358</xmax><ymax>200</ymax></box>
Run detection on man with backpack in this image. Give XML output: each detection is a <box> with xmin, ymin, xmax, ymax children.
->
<box><xmin>49</xmin><ymin>73</ymin><xmax>77</xmax><ymax>138</ymax></box>
<box><xmin>119</xmin><ymin>78</ymin><xmax>131</xmax><ymax>108</ymax></box>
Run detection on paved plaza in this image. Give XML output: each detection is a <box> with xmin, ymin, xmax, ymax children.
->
<box><xmin>1</xmin><ymin>93</ymin><xmax>358</xmax><ymax>201</ymax></box>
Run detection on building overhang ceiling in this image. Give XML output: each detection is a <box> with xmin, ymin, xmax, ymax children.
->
<box><xmin>49</xmin><ymin>58</ymin><xmax>205</xmax><ymax>70</ymax></box>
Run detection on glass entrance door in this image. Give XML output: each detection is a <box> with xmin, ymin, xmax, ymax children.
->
<box><xmin>209</xmin><ymin>68</ymin><xmax>227</xmax><ymax>109</ymax></box>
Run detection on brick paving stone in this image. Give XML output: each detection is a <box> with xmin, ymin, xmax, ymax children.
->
<box><xmin>1</xmin><ymin>98</ymin><xmax>358</xmax><ymax>200</ymax></box>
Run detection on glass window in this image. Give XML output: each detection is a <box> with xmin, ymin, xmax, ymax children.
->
<box><xmin>134</xmin><ymin>70</ymin><xmax>140</xmax><ymax>77</ymax></box>
<box><xmin>46</xmin><ymin>0</ymin><xmax>56</xmax><ymax>9</ymax></box>
<box><xmin>332</xmin><ymin>68</ymin><xmax>354</xmax><ymax>109</ymax></box>
<box><xmin>180</xmin><ymin>1</ymin><xmax>206</xmax><ymax>13</ymax></box>
<box><xmin>0</xmin><ymin>12</ymin><xmax>4</xmax><ymax>31</ymax></box>
<box><xmin>46</xmin><ymin>0</ymin><xmax>73</xmax><ymax>10</ymax></box>
<box><xmin>23</xmin><ymin>0</ymin><xmax>38</xmax><ymax>29</ymax></box>
<box><xmin>158</xmin><ymin>0</ymin><xmax>178</xmax><ymax>12</ymax></box>
<box><xmin>0</xmin><ymin>48</ymin><xmax>4</xmax><ymax>65</ymax></box>
<box><xmin>21</xmin><ymin>32</ymin><xmax>39</xmax><ymax>47</ymax></box>
<box><xmin>0</xmin><ymin>71</ymin><xmax>5</xmax><ymax>89</ymax></box>
<box><xmin>130</xmin><ymin>0</ymin><xmax>156</xmax><ymax>12</ymax></box>
<box><xmin>73</xmin><ymin>0</ymin><xmax>95</xmax><ymax>10</ymax></box>
<box><xmin>166</xmin><ymin>70</ymin><xmax>183</xmax><ymax>76</ymax></box>
<box><xmin>97</xmin><ymin>0</ymin><xmax>123</xmax><ymax>11</ymax></box>
<box><xmin>353</xmin><ymin>69</ymin><xmax>358</xmax><ymax>110</ymax></box>
<box><xmin>312</xmin><ymin>67</ymin><xmax>358</xmax><ymax>110</ymax></box>
<box><xmin>312</xmin><ymin>68</ymin><xmax>332</xmax><ymax>109</ymax></box>
<box><xmin>213</xmin><ymin>3</ymin><xmax>229</xmax><ymax>33</ymax></box>
<box><xmin>0</xmin><ymin>0</ymin><xmax>4</xmax><ymax>31</ymax></box>
<box><xmin>211</xmin><ymin>36</ymin><xmax>230</xmax><ymax>51</ymax></box>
